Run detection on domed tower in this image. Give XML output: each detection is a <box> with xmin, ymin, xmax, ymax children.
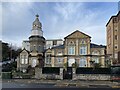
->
<box><xmin>29</xmin><ymin>14</ymin><xmax>45</xmax><ymax>67</ymax></box>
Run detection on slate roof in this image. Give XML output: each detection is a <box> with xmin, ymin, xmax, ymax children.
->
<box><xmin>51</xmin><ymin>45</ymin><xmax>64</xmax><ymax>49</ymax></box>
<box><xmin>90</xmin><ymin>43</ymin><xmax>106</xmax><ymax>48</ymax></box>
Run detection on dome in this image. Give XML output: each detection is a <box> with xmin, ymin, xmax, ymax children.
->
<box><xmin>33</xmin><ymin>14</ymin><xmax>42</xmax><ymax>28</ymax></box>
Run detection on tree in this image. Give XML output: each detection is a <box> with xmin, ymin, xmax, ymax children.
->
<box><xmin>2</xmin><ymin>42</ymin><xmax>10</xmax><ymax>61</ymax></box>
<box><xmin>2</xmin><ymin>42</ymin><xmax>22</xmax><ymax>61</ymax></box>
<box><xmin>64</xmin><ymin>62</ymin><xmax>68</xmax><ymax>70</ymax></box>
<box><xmin>72</xmin><ymin>62</ymin><xmax>79</xmax><ymax>69</ymax></box>
<box><xmin>94</xmin><ymin>63</ymin><xmax>101</xmax><ymax>68</ymax></box>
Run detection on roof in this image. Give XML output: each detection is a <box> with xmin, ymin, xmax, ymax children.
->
<box><xmin>106</xmin><ymin>11</ymin><xmax>120</xmax><ymax>26</ymax></box>
<box><xmin>29</xmin><ymin>35</ymin><xmax>45</xmax><ymax>40</ymax></box>
<box><xmin>46</xmin><ymin>39</ymin><xmax>63</xmax><ymax>41</ymax></box>
<box><xmin>64</xmin><ymin>30</ymin><xmax>91</xmax><ymax>39</ymax></box>
<box><xmin>20</xmin><ymin>48</ymin><xmax>30</xmax><ymax>54</ymax></box>
<box><xmin>90</xmin><ymin>43</ymin><xmax>106</xmax><ymax>48</ymax></box>
<box><xmin>51</xmin><ymin>45</ymin><xmax>64</xmax><ymax>49</ymax></box>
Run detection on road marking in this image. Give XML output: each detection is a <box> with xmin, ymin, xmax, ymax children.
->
<box><xmin>112</xmin><ymin>86</ymin><xmax>120</xmax><ymax>88</ymax></box>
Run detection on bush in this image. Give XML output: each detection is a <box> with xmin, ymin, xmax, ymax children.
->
<box><xmin>2</xmin><ymin>72</ymin><xmax>12</xmax><ymax>79</ymax></box>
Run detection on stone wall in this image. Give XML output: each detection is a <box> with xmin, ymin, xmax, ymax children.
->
<box><xmin>35</xmin><ymin>67</ymin><xmax>63</xmax><ymax>80</ymax></box>
<box><xmin>72</xmin><ymin>68</ymin><xmax>110</xmax><ymax>80</ymax></box>
<box><xmin>73</xmin><ymin>74</ymin><xmax>111</xmax><ymax>80</ymax></box>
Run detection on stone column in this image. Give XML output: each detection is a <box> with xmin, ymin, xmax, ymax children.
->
<box><xmin>72</xmin><ymin>68</ymin><xmax>76</xmax><ymax>80</ymax></box>
<box><xmin>76</xmin><ymin>39</ymin><xmax>79</xmax><ymax>55</ymax></box>
<box><xmin>59</xmin><ymin>68</ymin><xmax>63</xmax><ymax>80</ymax></box>
<box><xmin>35</xmin><ymin>67</ymin><xmax>42</xmax><ymax>79</ymax></box>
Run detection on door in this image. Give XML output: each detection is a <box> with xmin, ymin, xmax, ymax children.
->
<box><xmin>63</xmin><ymin>67</ymin><xmax>73</xmax><ymax>79</ymax></box>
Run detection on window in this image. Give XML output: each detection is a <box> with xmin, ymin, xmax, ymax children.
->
<box><xmin>92</xmin><ymin>50</ymin><xmax>99</xmax><ymax>55</ymax></box>
<box><xmin>80</xmin><ymin>46</ymin><xmax>87</xmax><ymax>55</ymax></box>
<box><xmin>115</xmin><ymin>53</ymin><xmax>118</xmax><ymax>59</ymax></box>
<box><xmin>79</xmin><ymin>57</ymin><xmax>86</xmax><ymax>67</ymax></box>
<box><xmin>46</xmin><ymin>55</ymin><xmax>51</xmax><ymax>64</ymax></box>
<box><xmin>115</xmin><ymin>35</ymin><xmax>117</xmax><ymax>40</ymax></box>
<box><xmin>53</xmin><ymin>40</ymin><xmax>57</xmax><ymax>45</ymax></box>
<box><xmin>68</xmin><ymin>46</ymin><xmax>75</xmax><ymax>55</ymax></box>
<box><xmin>24</xmin><ymin>55</ymin><xmax>28</xmax><ymax>64</ymax></box>
<box><xmin>21</xmin><ymin>55</ymin><xmax>28</xmax><ymax>64</ymax></box>
<box><xmin>92</xmin><ymin>57</ymin><xmax>99</xmax><ymax>63</ymax></box>
<box><xmin>115</xmin><ymin>45</ymin><xmax>118</xmax><ymax>49</ymax></box>
<box><xmin>57</xmin><ymin>51</ymin><xmax>62</xmax><ymax>55</ymax></box>
<box><xmin>81</xmin><ymin>39</ymin><xmax>86</xmax><ymax>44</ymax></box>
<box><xmin>21</xmin><ymin>59</ymin><xmax>24</xmax><ymax>64</ymax></box>
<box><xmin>32</xmin><ymin>59</ymin><xmax>37</xmax><ymax>67</ymax></box>
<box><xmin>57</xmin><ymin>58</ymin><xmax>63</xmax><ymax>63</ymax></box>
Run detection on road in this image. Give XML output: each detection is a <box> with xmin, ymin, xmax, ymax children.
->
<box><xmin>1</xmin><ymin>79</ymin><xmax>120</xmax><ymax>88</ymax></box>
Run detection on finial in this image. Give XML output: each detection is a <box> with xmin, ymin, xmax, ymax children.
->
<box><xmin>36</xmin><ymin>14</ymin><xmax>39</xmax><ymax>18</ymax></box>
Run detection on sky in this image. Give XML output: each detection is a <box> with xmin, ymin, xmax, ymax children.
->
<box><xmin>1</xmin><ymin>0</ymin><xmax>119</xmax><ymax>47</ymax></box>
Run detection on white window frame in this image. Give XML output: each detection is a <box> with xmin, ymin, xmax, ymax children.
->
<box><xmin>57</xmin><ymin>58</ymin><xmax>63</xmax><ymax>63</ymax></box>
<box><xmin>80</xmin><ymin>46</ymin><xmax>87</xmax><ymax>55</ymax></box>
<box><xmin>79</xmin><ymin>57</ymin><xmax>87</xmax><ymax>67</ymax></box>
<box><xmin>68</xmin><ymin>46</ymin><xmax>75</xmax><ymax>55</ymax></box>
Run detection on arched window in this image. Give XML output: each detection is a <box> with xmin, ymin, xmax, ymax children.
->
<box><xmin>68</xmin><ymin>41</ymin><xmax>75</xmax><ymax>55</ymax></box>
<box><xmin>46</xmin><ymin>54</ymin><xmax>51</xmax><ymax>64</ymax></box>
<box><xmin>92</xmin><ymin>50</ymin><xmax>99</xmax><ymax>55</ymax></box>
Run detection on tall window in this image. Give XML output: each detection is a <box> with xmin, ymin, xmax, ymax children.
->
<box><xmin>68</xmin><ymin>46</ymin><xmax>75</xmax><ymax>55</ymax></box>
<box><xmin>68</xmin><ymin>41</ymin><xmax>75</xmax><ymax>55</ymax></box>
<box><xmin>80</xmin><ymin>46</ymin><xmax>87</xmax><ymax>55</ymax></box>
<box><xmin>21</xmin><ymin>55</ymin><xmax>24</xmax><ymax>64</ymax></box>
<box><xmin>21</xmin><ymin>55</ymin><xmax>28</xmax><ymax>64</ymax></box>
<box><xmin>115</xmin><ymin>35</ymin><xmax>117</xmax><ymax>40</ymax></box>
<box><xmin>115</xmin><ymin>53</ymin><xmax>118</xmax><ymax>59</ymax></box>
<box><xmin>46</xmin><ymin>54</ymin><xmax>51</xmax><ymax>64</ymax></box>
<box><xmin>53</xmin><ymin>40</ymin><xmax>57</xmax><ymax>45</ymax></box>
<box><xmin>79</xmin><ymin>57</ymin><xmax>86</xmax><ymax>67</ymax></box>
<box><xmin>25</xmin><ymin>55</ymin><xmax>28</xmax><ymax>64</ymax></box>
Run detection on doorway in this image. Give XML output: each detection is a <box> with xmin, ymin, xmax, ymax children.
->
<box><xmin>63</xmin><ymin>67</ymin><xmax>73</xmax><ymax>79</ymax></box>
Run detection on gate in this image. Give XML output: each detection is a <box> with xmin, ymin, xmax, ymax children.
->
<box><xmin>63</xmin><ymin>67</ymin><xmax>72</xmax><ymax>79</ymax></box>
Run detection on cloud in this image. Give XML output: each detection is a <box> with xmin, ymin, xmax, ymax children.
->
<box><xmin>54</xmin><ymin>3</ymin><xmax>83</xmax><ymax>20</ymax></box>
<box><xmin>2</xmin><ymin>2</ymin><xmax>34</xmax><ymax>46</ymax></box>
<box><xmin>2</xmin><ymin>2</ymin><xmax>118</xmax><ymax>47</ymax></box>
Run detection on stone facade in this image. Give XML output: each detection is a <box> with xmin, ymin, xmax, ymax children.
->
<box><xmin>17</xmin><ymin>15</ymin><xmax>45</xmax><ymax>72</ymax></box>
<box><xmin>106</xmin><ymin>11</ymin><xmax>120</xmax><ymax>64</ymax></box>
<box><xmin>18</xmin><ymin>15</ymin><xmax>107</xmax><ymax>74</ymax></box>
<box><xmin>45</xmin><ymin>30</ymin><xmax>106</xmax><ymax>68</ymax></box>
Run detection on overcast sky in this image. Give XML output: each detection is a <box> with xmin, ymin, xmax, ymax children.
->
<box><xmin>1</xmin><ymin>1</ymin><xmax>119</xmax><ymax>47</ymax></box>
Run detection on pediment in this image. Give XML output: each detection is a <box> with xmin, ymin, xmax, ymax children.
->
<box><xmin>64</xmin><ymin>30</ymin><xmax>91</xmax><ymax>39</ymax></box>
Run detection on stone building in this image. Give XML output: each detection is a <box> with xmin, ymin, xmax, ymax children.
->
<box><xmin>90</xmin><ymin>43</ymin><xmax>106</xmax><ymax>67</ymax></box>
<box><xmin>106</xmin><ymin>11</ymin><xmax>120</xmax><ymax>64</ymax></box>
<box><xmin>17</xmin><ymin>15</ymin><xmax>45</xmax><ymax>72</ymax></box>
<box><xmin>45</xmin><ymin>30</ymin><xmax>106</xmax><ymax>68</ymax></box>
<box><xmin>46</xmin><ymin>39</ymin><xmax>63</xmax><ymax>49</ymax></box>
<box><xmin>17</xmin><ymin>14</ymin><xmax>107</xmax><ymax>72</ymax></box>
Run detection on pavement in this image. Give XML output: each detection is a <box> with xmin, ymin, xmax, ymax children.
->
<box><xmin>1</xmin><ymin>79</ymin><xmax>120</xmax><ymax>88</ymax></box>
